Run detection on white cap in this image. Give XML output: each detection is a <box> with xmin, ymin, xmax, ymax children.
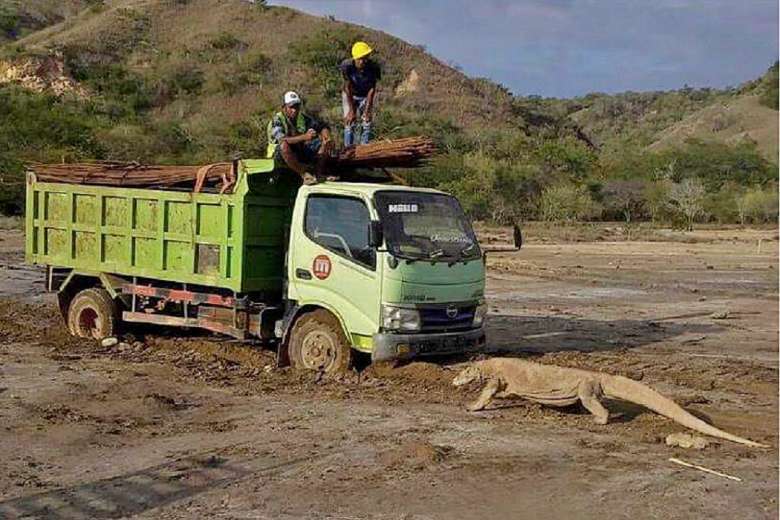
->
<box><xmin>283</xmin><ymin>91</ymin><xmax>301</xmax><ymax>106</ymax></box>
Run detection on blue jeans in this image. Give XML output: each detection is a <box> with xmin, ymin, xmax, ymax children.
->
<box><xmin>342</xmin><ymin>92</ymin><xmax>373</xmax><ymax>147</ymax></box>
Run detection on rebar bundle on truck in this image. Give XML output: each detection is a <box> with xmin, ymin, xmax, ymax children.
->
<box><xmin>27</xmin><ymin>137</ymin><xmax>436</xmax><ymax>191</ymax></box>
<box><xmin>28</xmin><ymin>161</ymin><xmax>236</xmax><ymax>193</ymax></box>
<box><xmin>335</xmin><ymin>137</ymin><xmax>435</xmax><ymax>169</ymax></box>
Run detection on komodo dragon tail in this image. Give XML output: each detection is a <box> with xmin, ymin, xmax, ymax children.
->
<box><xmin>600</xmin><ymin>375</ymin><xmax>767</xmax><ymax>448</ymax></box>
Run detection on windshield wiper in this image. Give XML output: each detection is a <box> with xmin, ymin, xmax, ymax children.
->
<box><xmin>460</xmin><ymin>243</ymin><xmax>477</xmax><ymax>256</ymax></box>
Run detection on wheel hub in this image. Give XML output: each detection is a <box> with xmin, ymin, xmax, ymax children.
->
<box><xmin>78</xmin><ymin>307</ymin><xmax>102</xmax><ymax>338</ymax></box>
<box><xmin>300</xmin><ymin>330</ymin><xmax>337</xmax><ymax>371</ymax></box>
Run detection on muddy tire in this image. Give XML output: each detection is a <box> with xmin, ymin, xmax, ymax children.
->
<box><xmin>289</xmin><ymin>309</ymin><xmax>352</xmax><ymax>373</ymax></box>
<box><xmin>67</xmin><ymin>288</ymin><xmax>118</xmax><ymax>339</ymax></box>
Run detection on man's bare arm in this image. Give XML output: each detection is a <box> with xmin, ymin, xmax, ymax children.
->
<box><xmin>282</xmin><ymin>130</ymin><xmax>316</xmax><ymax>145</ymax></box>
<box><xmin>364</xmin><ymin>87</ymin><xmax>376</xmax><ymax>121</ymax></box>
<box><xmin>343</xmin><ymin>78</ymin><xmax>357</xmax><ymax>122</ymax></box>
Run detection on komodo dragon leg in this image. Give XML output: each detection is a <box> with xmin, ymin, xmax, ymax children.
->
<box><xmin>577</xmin><ymin>381</ymin><xmax>610</xmax><ymax>425</ymax></box>
<box><xmin>467</xmin><ymin>378</ymin><xmax>502</xmax><ymax>412</ymax></box>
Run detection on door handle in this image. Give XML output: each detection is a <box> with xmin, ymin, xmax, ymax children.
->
<box><xmin>295</xmin><ymin>268</ymin><xmax>312</xmax><ymax>280</ymax></box>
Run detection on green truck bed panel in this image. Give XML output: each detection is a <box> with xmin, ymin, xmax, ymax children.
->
<box><xmin>25</xmin><ymin>160</ymin><xmax>298</xmax><ymax>293</ymax></box>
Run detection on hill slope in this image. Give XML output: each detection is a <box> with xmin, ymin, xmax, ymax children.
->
<box><xmin>649</xmin><ymin>94</ymin><xmax>778</xmax><ymax>160</ymax></box>
<box><xmin>8</xmin><ymin>0</ymin><xmax>518</xmax><ymax>139</ymax></box>
<box><xmin>0</xmin><ymin>0</ymin><xmax>87</xmax><ymax>44</ymax></box>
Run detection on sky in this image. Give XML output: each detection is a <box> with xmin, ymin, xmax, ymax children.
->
<box><xmin>270</xmin><ymin>0</ymin><xmax>779</xmax><ymax>98</ymax></box>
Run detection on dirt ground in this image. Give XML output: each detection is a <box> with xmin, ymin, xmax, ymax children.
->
<box><xmin>0</xmin><ymin>224</ymin><xmax>777</xmax><ymax>519</ymax></box>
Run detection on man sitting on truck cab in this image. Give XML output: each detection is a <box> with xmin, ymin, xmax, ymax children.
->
<box><xmin>267</xmin><ymin>91</ymin><xmax>334</xmax><ymax>185</ymax></box>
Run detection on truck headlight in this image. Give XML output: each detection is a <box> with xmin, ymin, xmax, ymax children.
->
<box><xmin>382</xmin><ymin>305</ymin><xmax>421</xmax><ymax>332</ymax></box>
<box><xmin>473</xmin><ymin>301</ymin><xmax>488</xmax><ymax>327</ymax></box>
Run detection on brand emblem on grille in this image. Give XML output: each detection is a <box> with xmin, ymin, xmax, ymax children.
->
<box><xmin>446</xmin><ymin>305</ymin><xmax>458</xmax><ymax>319</ymax></box>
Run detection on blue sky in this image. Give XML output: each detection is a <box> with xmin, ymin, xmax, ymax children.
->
<box><xmin>270</xmin><ymin>0</ymin><xmax>779</xmax><ymax>98</ymax></box>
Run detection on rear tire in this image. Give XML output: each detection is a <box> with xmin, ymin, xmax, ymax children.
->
<box><xmin>289</xmin><ymin>309</ymin><xmax>352</xmax><ymax>373</ymax></box>
<box><xmin>67</xmin><ymin>288</ymin><xmax>118</xmax><ymax>339</ymax></box>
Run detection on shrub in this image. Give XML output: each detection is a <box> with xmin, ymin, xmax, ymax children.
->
<box><xmin>164</xmin><ymin>65</ymin><xmax>204</xmax><ymax>96</ymax></box>
<box><xmin>704</xmin><ymin>183</ymin><xmax>741</xmax><ymax>224</ymax></box>
<box><xmin>0</xmin><ymin>4</ymin><xmax>19</xmax><ymax>39</ymax></box>
<box><xmin>738</xmin><ymin>186</ymin><xmax>779</xmax><ymax>223</ymax></box>
<box><xmin>209</xmin><ymin>32</ymin><xmax>244</xmax><ymax>51</ymax></box>
<box><xmin>540</xmin><ymin>183</ymin><xmax>599</xmax><ymax>223</ymax></box>
<box><xmin>643</xmin><ymin>180</ymin><xmax>671</xmax><ymax>223</ymax></box>
<box><xmin>601</xmin><ymin>179</ymin><xmax>647</xmax><ymax>222</ymax></box>
<box><xmin>758</xmin><ymin>62</ymin><xmax>778</xmax><ymax>110</ymax></box>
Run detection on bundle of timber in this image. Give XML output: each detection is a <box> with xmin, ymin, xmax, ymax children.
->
<box><xmin>336</xmin><ymin>137</ymin><xmax>435</xmax><ymax>169</ymax></box>
<box><xmin>28</xmin><ymin>161</ymin><xmax>236</xmax><ymax>193</ymax></box>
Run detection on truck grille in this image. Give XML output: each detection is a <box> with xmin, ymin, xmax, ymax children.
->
<box><xmin>419</xmin><ymin>305</ymin><xmax>476</xmax><ymax>332</ymax></box>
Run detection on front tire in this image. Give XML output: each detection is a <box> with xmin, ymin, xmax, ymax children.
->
<box><xmin>67</xmin><ymin>288</ymin><xmax>118</xmax><ymax>339</ymax></box>
<box><xmin>289</xmin><ymin>309</ymin><xmax>352</xmax><ymax>373</ymax></box>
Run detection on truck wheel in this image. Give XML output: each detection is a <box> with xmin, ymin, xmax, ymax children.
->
<box><xmin>67</xmin><ymin>288</ymin><xmax>118</xmax><ymax>339</ymax></box>
<box><xmin>289</xmin><ymin>309</ymin><xmax>352</xmax><ymax>373</ymax></box>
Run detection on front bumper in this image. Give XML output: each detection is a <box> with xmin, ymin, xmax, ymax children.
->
<box><xmin>371</xmin><ymin>327</ymin><xmax>486</xmax><ymax>362</ymax></box>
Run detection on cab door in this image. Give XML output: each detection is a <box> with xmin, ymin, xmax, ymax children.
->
<box><xmin>288</xmin><ymin>193</ymin><xmax>381</xmax><ymax>341</ymax></box>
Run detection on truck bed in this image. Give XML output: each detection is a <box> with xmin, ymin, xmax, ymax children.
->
<box><xmin>25</xmin><ymin>160</ymin><xmax>297</xmax><ymax>294</ymax></box>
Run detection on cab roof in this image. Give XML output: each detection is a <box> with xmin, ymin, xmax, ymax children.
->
<box><xmin>302</xmin><ymin>182</ymin><xmax>448</xmax><ymax>198</ymax></box>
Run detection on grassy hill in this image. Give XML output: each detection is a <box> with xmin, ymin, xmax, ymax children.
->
<box><xmin>648</xmin><ymin>93</ymin><xmax>778</xmax><ymax>161</ymax></box>
<box><xmin>0</xmin><ymin>0</ymin><xmax>776</xmax><ymax>223</ymax></box>
<box><xmin>0</xmin><ymin>0</ymin><xmax>87</xmax><ymax>44</ymax></box>
<box><xmin>7</xmin><ymin>0</ymin><xmax>518</xmax><ymax>148</ymax></box>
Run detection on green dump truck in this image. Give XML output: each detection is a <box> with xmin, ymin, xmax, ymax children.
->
<box><xmin>25</xmin><ymin>159</ymin><xmax>487</xmax><ymax>371</ymax></box>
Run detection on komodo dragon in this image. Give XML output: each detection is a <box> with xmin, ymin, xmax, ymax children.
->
<box><xmin>453</xmin><ymin>358</ymin><xmax>767</xmax><ymax>448</ymax></box>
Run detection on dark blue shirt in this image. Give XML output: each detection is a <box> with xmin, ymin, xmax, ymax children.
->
<box><xmin>340</xmin><ymin>58</ymin><xmax>381</xmax><ymax>98</ymax></box>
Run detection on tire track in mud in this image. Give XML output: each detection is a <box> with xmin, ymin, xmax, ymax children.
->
<box><xmin>0</xmin><ymin>448</ymin><xmax>341</xmax><ymax>519</ymax></box>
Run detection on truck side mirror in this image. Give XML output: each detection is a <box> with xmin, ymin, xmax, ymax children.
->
<box><xmin>368</xmin><ymin>220</ymin><xmax>384</xmax><ymax>248</ymax></box>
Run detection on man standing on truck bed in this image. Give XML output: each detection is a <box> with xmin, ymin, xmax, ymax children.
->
<box><xmin>341</xmin><ymin>41</ymin><xmax>381</xmax><ymax>147</ymax></box>
<box><xmin>267</xmin><ymin>91</ymin><xmax>333</xmax><ymax>185</ymax></box>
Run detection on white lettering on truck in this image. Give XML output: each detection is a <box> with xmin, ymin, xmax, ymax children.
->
<box><xmin>387</xmin><ymin>204</ymin><xmax>419</xmax><ymax>213</ymax></box>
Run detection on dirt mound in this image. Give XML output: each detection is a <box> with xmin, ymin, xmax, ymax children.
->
<box><xmin>0</xmin><ymin>298</ymin><xmax>86</xmax><ymax>350</ymax></box>
<box><xmin>365</xmin><ymin>361</ymin><xmax>455</xmax><ymax>385</ymax></box>
<box><xmin>379</xmin><ymin>440</ymin><xmax>453</xmax><ymax>469</ymax></box>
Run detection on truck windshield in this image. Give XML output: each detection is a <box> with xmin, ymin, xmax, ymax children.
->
<box><xmin>374</xmin><ymin>191</ymin><xmax>480</xmax><ymax>262</ymax></box>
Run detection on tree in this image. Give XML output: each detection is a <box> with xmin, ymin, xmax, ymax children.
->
<box><xmin>704</xmin><ymin>182</ymin><xmax>741</xmax><ymax>224</ymax></box>
<box><xmin>602</xmin><ymin>180</ymin><xmax>646</xmax><ymax>223</ymax></box>
<box><xmin>656</xmin><ymin>139</ymin><xmax>775</xmax><ymax>191</ymax></box>
<box><xmin>643</xmin><ymin>180</ymin><xmax>670</xmax><ymax>223</ymax></box>
<box><xmin>666</xmin><ymin>178</ymin><xmax>706</xmax><ymax>231</ymax></box>
<box><xmin>540</xmin><ymin>183</ymin><xmax>599</xmax><ymax>223</ymax></box>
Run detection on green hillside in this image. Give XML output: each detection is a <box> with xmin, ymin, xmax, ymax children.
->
<box><xmin>0</xmin><ymin>0</ymin><xmax>776</xmax><ymax>224</ymax></box>
<box><xmin>0</xmin><ymin>0</ymin><xmax>87</xmax><ymax>43</ymax></box>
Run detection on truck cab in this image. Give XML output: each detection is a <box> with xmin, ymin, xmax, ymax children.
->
<box><xmin>283</xmin><ymin>183</ymin><xmax>486</xmax><ymax>371</ymax></box>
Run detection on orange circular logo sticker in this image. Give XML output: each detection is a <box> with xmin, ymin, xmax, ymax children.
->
<box><xmin>312</xmin><ymin>255</ymin><xmax>332</xmax><ymax>280</ymax></box>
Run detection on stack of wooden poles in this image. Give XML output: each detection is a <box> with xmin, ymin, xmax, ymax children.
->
<box><xmin>28</xmin><ymin>162</ymin><xmax>234</xmax><ymax>192</ymax></box>
<box><xmin>335</xmin><ymin>137</ymin><xmax>436</xmax><ymax>169</ymax></box>
<box><xmin>27</xmin><ymin>137</ymin><xmax>436</xmax><ymax>191</ymax></box>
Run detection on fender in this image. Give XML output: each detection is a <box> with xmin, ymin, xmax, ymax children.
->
<box><xmin>55</xmin><ymin>269</ymin><xmax>127</xmax><ymax>299</ymax></box>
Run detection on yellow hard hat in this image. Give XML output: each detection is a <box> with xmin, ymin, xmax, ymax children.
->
<box><xmin>351</xmin><ymin>41</ymin><xmax>373</xmax><ymax>60</ymax></box>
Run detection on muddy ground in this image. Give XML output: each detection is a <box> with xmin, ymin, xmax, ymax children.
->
<box><xmin>0</xmin><ymin>225</ymin><xmax>777</xmax><ymax>519</ymax></box>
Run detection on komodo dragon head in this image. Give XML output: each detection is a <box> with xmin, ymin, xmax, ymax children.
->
<box><xmin>452</xmin><ymin>365</ymin><xmax>483</xmax><ymax>386</ymax></box>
